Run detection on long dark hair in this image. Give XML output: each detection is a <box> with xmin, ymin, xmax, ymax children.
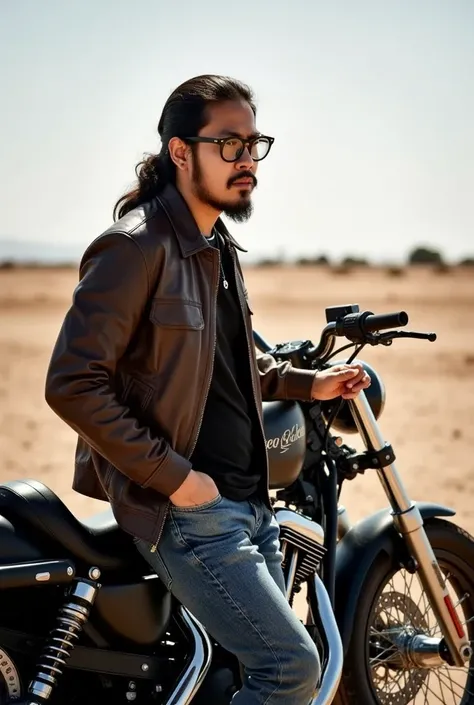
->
<box><xmin>113</xmin><ymin>75</ymin><xmax>256</xmax><ymax>221</ymax></box>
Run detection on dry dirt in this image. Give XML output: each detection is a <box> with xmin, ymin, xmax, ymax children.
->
<box><xmin>1</xmin><ymin>263</ymin><xmax>474</xmax><ymax>699</ymax></box>
<box><xmin>1</xmin><ymin>264</ymin><xmax>473</xmax><ymax>532</ymax></box>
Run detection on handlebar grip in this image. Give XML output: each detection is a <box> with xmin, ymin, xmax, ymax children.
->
<box><xmin>363</xmin><ymin>311</ymin><xmax>408</xmax><ymax>333</ymax></box>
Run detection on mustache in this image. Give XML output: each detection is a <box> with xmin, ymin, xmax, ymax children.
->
<box><xmin>227</xmin><ymin>172</ymin><xmax>258</xmax><ymax>189</ymax></box>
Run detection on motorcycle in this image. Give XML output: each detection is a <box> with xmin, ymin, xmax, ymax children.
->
<box><xmin>0</xmin><ymin>303</ymin><xmax>472</xmax><ymax>705</ymax></box>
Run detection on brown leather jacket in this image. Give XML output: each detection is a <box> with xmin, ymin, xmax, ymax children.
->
<box><xmin>45</xmin><ymin>184</ymin><xmax>317</xmax><ymax>548</ymax></box>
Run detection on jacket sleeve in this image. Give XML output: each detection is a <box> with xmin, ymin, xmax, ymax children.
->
<box><xmin>256</xmin><ymin>351</ymin><xmax>316</xmax><ymax>402</ymax></box>
<box><xmin>44</xmin><ymin>231</ymin><xmax>192</xmax><ymax>497</ymax></box>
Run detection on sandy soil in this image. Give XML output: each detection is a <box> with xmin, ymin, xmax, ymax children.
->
<box><xmin>1</xmin><ymin>264</ymin><xmax>473</xmax><ymax>532</ymax></box>
<box><xmin>1</xmin><ymin>263</ymin><xmax>474</xmax><ymax>700</ymax></box>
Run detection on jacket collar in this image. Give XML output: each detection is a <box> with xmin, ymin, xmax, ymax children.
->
<box><xmin>156</xmin><ymin>183</ymin><xmax>247</xmax><ymax>258</ymax></box>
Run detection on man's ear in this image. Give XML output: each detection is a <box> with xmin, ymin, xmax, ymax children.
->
<box><xmin>168</xmin><ymin>137</ymin><xmax>191</xmax><ymax>172</ymax></box>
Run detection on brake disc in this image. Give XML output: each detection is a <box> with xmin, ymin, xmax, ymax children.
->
<box><xmin>370</xmin><ymin>590</ymin><xmax>429</xmax><ymax>705</ymax></box>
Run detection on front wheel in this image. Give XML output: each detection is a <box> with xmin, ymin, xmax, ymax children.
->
<box><xmin>335</xmin><ymin>518</ymin><xmax>474</xmax><ymax>705</ymax></box>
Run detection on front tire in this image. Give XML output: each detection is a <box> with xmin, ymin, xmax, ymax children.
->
<box><xmin>335</xmin><ymin>518</ymin><xmax>474</xmax><ymax>705</ymax></box>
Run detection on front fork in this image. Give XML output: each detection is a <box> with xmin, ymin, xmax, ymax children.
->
<box><xmin>339</xmin><ymin>393</ymin><xmax>472</xmax><ymax>668</ymax></box>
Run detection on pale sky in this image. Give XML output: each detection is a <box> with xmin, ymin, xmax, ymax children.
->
<box><xmin>1</xmin><ymin>0</ymin><xmax>473</xmax><ymax>264</ymax></box>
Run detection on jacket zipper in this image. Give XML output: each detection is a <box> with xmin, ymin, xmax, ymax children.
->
<box><xmin>149</xmin><ymin>501</ymin><xmax>169</xmax><ymax>553</ymax></box>
<box><xmin>229</xmin><ymin>249</ymin><xmax>274</xmax><ymax>515</ymax></box>
<box><xmin>150</xmin><ymin>248</ymin><xmax>220</xmax><ymax>552</ymax></box>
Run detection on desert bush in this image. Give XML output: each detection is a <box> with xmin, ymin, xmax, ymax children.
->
<box><xmin>408</xmin><ymin>246</ymin><xmax>444</xmax><ymax>265</ymax></box>
<box><xmin>386</xmin><ymin>266</ymin><xmax>405</xmax><ymax>277</ymax></box>
<box><xmin>341</xmin><ymin>255</ymin><xmax>369</xmax><ymax>267</ymax></box>
<box><xmin>432</xmin><ymin>262</ymin><xmax>451</xmax><ymax>275</ymax></box>
<box><xmin>331</xmin><ymin>264</ymin><xmax>352</xmax><ymax>275</ymax></box>
<box><xmin>256</xmin><ymin>257</ymin><xmax>282</xmax><ymax>267</ymax></box>
<box><xmin>0</xmin><ymin>260</ymin><xmax>16</xmax><ymax>270</ymax></box>
<box><xmin>296</xmin><ymin>255</ymin><xmax>330</xmax><ymax>266</ymax></box>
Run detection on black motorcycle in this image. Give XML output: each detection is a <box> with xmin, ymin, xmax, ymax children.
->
<box><xmin>0</xmin><ymin>304</ymin><xmax>472</xmax><ymax>705</ymax></box>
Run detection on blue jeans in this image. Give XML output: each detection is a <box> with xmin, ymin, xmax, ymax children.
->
<box><xmin>134</xmin><ymin>494</ymin><xmax>320</xmax><ymax>704</ymax></box>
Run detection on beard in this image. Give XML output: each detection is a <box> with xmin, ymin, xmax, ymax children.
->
<box><xmin>191</xmin><ymin>157</ymin><xmax>255</xmax><ymax>223</ymax></box>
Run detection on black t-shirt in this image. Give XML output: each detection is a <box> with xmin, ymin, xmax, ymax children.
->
<box><xmin>189</xmin><ymin>232</ymin><xmax>261</xmax><ymax>499</ymax></box>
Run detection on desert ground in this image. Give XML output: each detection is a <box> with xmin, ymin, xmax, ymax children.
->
<box><xmin>1</xmin><ymin>263</ymin><xmax>474</xmax><ymax>700</ymax></box>
<box><xmin>1</xmin><ymin>263</ymin><xmax>473</xmax><ymax>534</ymax></box>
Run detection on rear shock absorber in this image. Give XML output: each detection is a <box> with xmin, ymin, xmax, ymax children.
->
<box><xmin>28</xmin><ymin>569</ymin><xmax>101</xmax><ymax>702</ymax></box>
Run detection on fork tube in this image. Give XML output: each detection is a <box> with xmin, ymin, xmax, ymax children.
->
<box><xmin>348</xmin><ymin>392</ymin><xmax>471</xmax><ymax>667</ymax></box>
<box><xmin>348</xmin><ymin>395</ymin><xmax>411</xmax><ymax>512</ymax></box>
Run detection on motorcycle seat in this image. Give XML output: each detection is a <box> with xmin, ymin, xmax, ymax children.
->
<box><xmin>0</xmin><ymin>479</ymin><xmax>145</xmax><ymax>573</ymax></box>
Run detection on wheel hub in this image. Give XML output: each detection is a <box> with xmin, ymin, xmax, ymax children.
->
<box><xmin>370</xmin><ymin>590</ymin><xmax>432</xmax><ymax>705</ymax></box>
<box><xmin>395</xmin><ymin>633</ymin><xmax>445</xmax><ymax>669</ymax></box>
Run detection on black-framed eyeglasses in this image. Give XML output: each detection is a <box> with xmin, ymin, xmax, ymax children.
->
<box><xmin>183</xmin><ymin>135</ymin><xmax>274</xmax><ymax>162</ymax></box>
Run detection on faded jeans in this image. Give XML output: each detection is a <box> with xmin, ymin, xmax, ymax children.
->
<box><xmin>134</xmin><ymin>494</ymin><xmax>320</xmax><ymax>704</ymax></box>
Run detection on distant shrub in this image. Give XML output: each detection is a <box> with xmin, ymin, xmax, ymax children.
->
<box><xmin>432</xmin><ymin>262</ymin><xmax>451</xmax><ymax>275</ymax></box>
<box><xmin>0</xmin><ymin>259</ymin><xmax>77</xmax><ymax>270</ymax></box>
<box><xmin>459</xmin><ymin>257</ymin><xmax>474</xmax><ymax>266</ymax></box>
<box><xmin>257</xmin><ymin>257</ymin><xmax>282</xmax><ymax>267</ymax></box>
<box><xmin>315</xmin><ymin>254</ymin><xmax>330</xmax><ymax>265</ymax></box>
<box><xmin>331</xmin><ymin>265</ymin><xmax>352</xmax><ymax>275</ymax></box>
<box><xmin>0</xmin><ymin>260</ymin><xmax>16</xmax><ymax>270</ymax></box>
<box><xmin>50</xmin><ymin>261</ymin><xmax>77</xmax><ymax>269</ymax></box>
<box><xmin>296</xmin><ymin>255</ymin><xmax>330</xmax><ymax>266</ymax></box>
<box><xmin>386</xmin><ymin>266</ymin><xmax>405</xmax><ymax>277</ymax></box>
<box><xmin>341</xmin><ymin>256</ymin><xmax>369</xmax><ymax>267</ymax></box>
<box><xmin>408</xmin><ymin>246</ymin><xmax>444</xmax><ymax>265</ymax></box>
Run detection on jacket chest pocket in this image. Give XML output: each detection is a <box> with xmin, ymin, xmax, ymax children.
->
<box><xmin>149</xmin><ymin>299</ymin><xmax>204</xmax><ymax>330</ymax></box>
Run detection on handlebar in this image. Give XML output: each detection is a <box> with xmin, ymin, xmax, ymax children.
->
<box><xmin>309</xmin><ymin>309</ymin><xmax>409</xmax><ymax>359</ymax></box>
<box><xmin>333</xmin><ymin>310</ymin><xmax>408</xmax><ymax>339</ymax></box>
<box><xmin>360</xmin><ymin>311</ymin><xmax>409</xmax><ymax>334</ymax></box>
<box><xmin>253</xmin><ymin>307</ymin><xmax>436</xmax><ymax>365</ymax></box>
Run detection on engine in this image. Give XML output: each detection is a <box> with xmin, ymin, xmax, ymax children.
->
<box><xmin>276</xmin><ymin>508</ymin><xmax>326</xmax><ymax>602</ymax></box>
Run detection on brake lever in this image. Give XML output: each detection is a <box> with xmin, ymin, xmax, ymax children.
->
<box><xmin>386</xmin><ymin>330</ymin><xmax>437</xmax><ymax>342</ymax></box>
<box><xmin>405</xmin><ymin>331</ymin><xmax>437</xmax><ymax>341</ymax></box>
<box><xmin>365</xmin><ymin>330</ymin><xmax>437</xmax><ymax>346</ymax></box>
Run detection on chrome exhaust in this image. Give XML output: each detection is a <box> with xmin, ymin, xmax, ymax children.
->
<box><xmin>166</xmin><ymin>574</ymin><xmax>343</xmax><ymax>704</ymax></box>
<box><xmin>311</xmin><ymin>575</ymin><xmax>344</xmax><ymax>705</ymax></box>
<box><xmin>164</xmin><ymin>606</ymin><xmax>212</xmax><ymax>704</ymax></box>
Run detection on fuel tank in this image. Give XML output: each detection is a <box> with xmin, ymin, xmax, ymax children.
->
<box><xmin>262</xmin><ymin>401</ymin><xmax>306</xmax><ymax>489</ymax></box>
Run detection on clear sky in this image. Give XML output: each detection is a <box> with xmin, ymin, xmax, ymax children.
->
<box><xmin>1</xmin><ymin>0</ymin><xmax>473</xmax><ymax>264</ymax></box>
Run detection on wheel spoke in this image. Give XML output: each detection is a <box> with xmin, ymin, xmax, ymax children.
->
<box><xmin>436</xmin><ymin>672</ymin><xmax>454</xmax><ymax>705</ymax></box>
<box><xmin>422</xmin><ymin>672</ymin><xmax>455</xmax><ymax>705</ymax></box>
<box><xmin>453</xmin><ymin>592</ymin><xmax>470</xmax><ymax>609</ymax></box>
<box><xmin>437</xmin><ymin>668</ymin><xmax>473</xmax><ymax>699</ymax></box>
<box><xmin>365</xmin><ymin>561</ymin><xmax>473</xmax><ymax>705</ymax></box>
<box><xmin>369</xmin><ymin>647</ymin><xmax>399</xmax><ymax>668</ymax></box>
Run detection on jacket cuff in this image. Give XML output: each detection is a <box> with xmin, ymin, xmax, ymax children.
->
<box><xmin>143</xmin><ymin>447</ymin><xmax>192</xmax><ymax>497</ymax></box>
<box><xmin>285</xmin><ymin>368</ymin><xmax>317</xmax><ymax>402</ymax></box>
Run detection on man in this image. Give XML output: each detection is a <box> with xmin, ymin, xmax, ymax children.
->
<box><xmin>45</xmin><ymin>74</ymin><xmax>370</xmax><ymax>704</ymax></box>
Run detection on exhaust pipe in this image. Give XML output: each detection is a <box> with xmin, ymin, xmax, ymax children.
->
<box><xmin>164</xmin><ymin>606</ymin><xmax>212</xmax><ymax>704</ymax></box>
<box><xmin>311</xmin><ymin>575</ymin><xmax>344</xmax><ymax>704</ymax></box>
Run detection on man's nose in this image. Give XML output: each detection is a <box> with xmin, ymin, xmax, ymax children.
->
<box><xmin>235</xmin><ymin>145</ymin><xmax>255</xmax><ymax>170</ymax></box>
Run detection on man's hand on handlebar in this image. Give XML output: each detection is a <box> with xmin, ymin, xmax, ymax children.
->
<box><xmin>311</xmin><ymin>363</ymin><xmax>371</xmax><ymax>402</ymax></box>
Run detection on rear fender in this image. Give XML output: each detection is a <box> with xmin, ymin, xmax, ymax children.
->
<box><xmin>335</xmin><ymin>502</ymin><xmax>455</xmax><ymax>655</ymax></box>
